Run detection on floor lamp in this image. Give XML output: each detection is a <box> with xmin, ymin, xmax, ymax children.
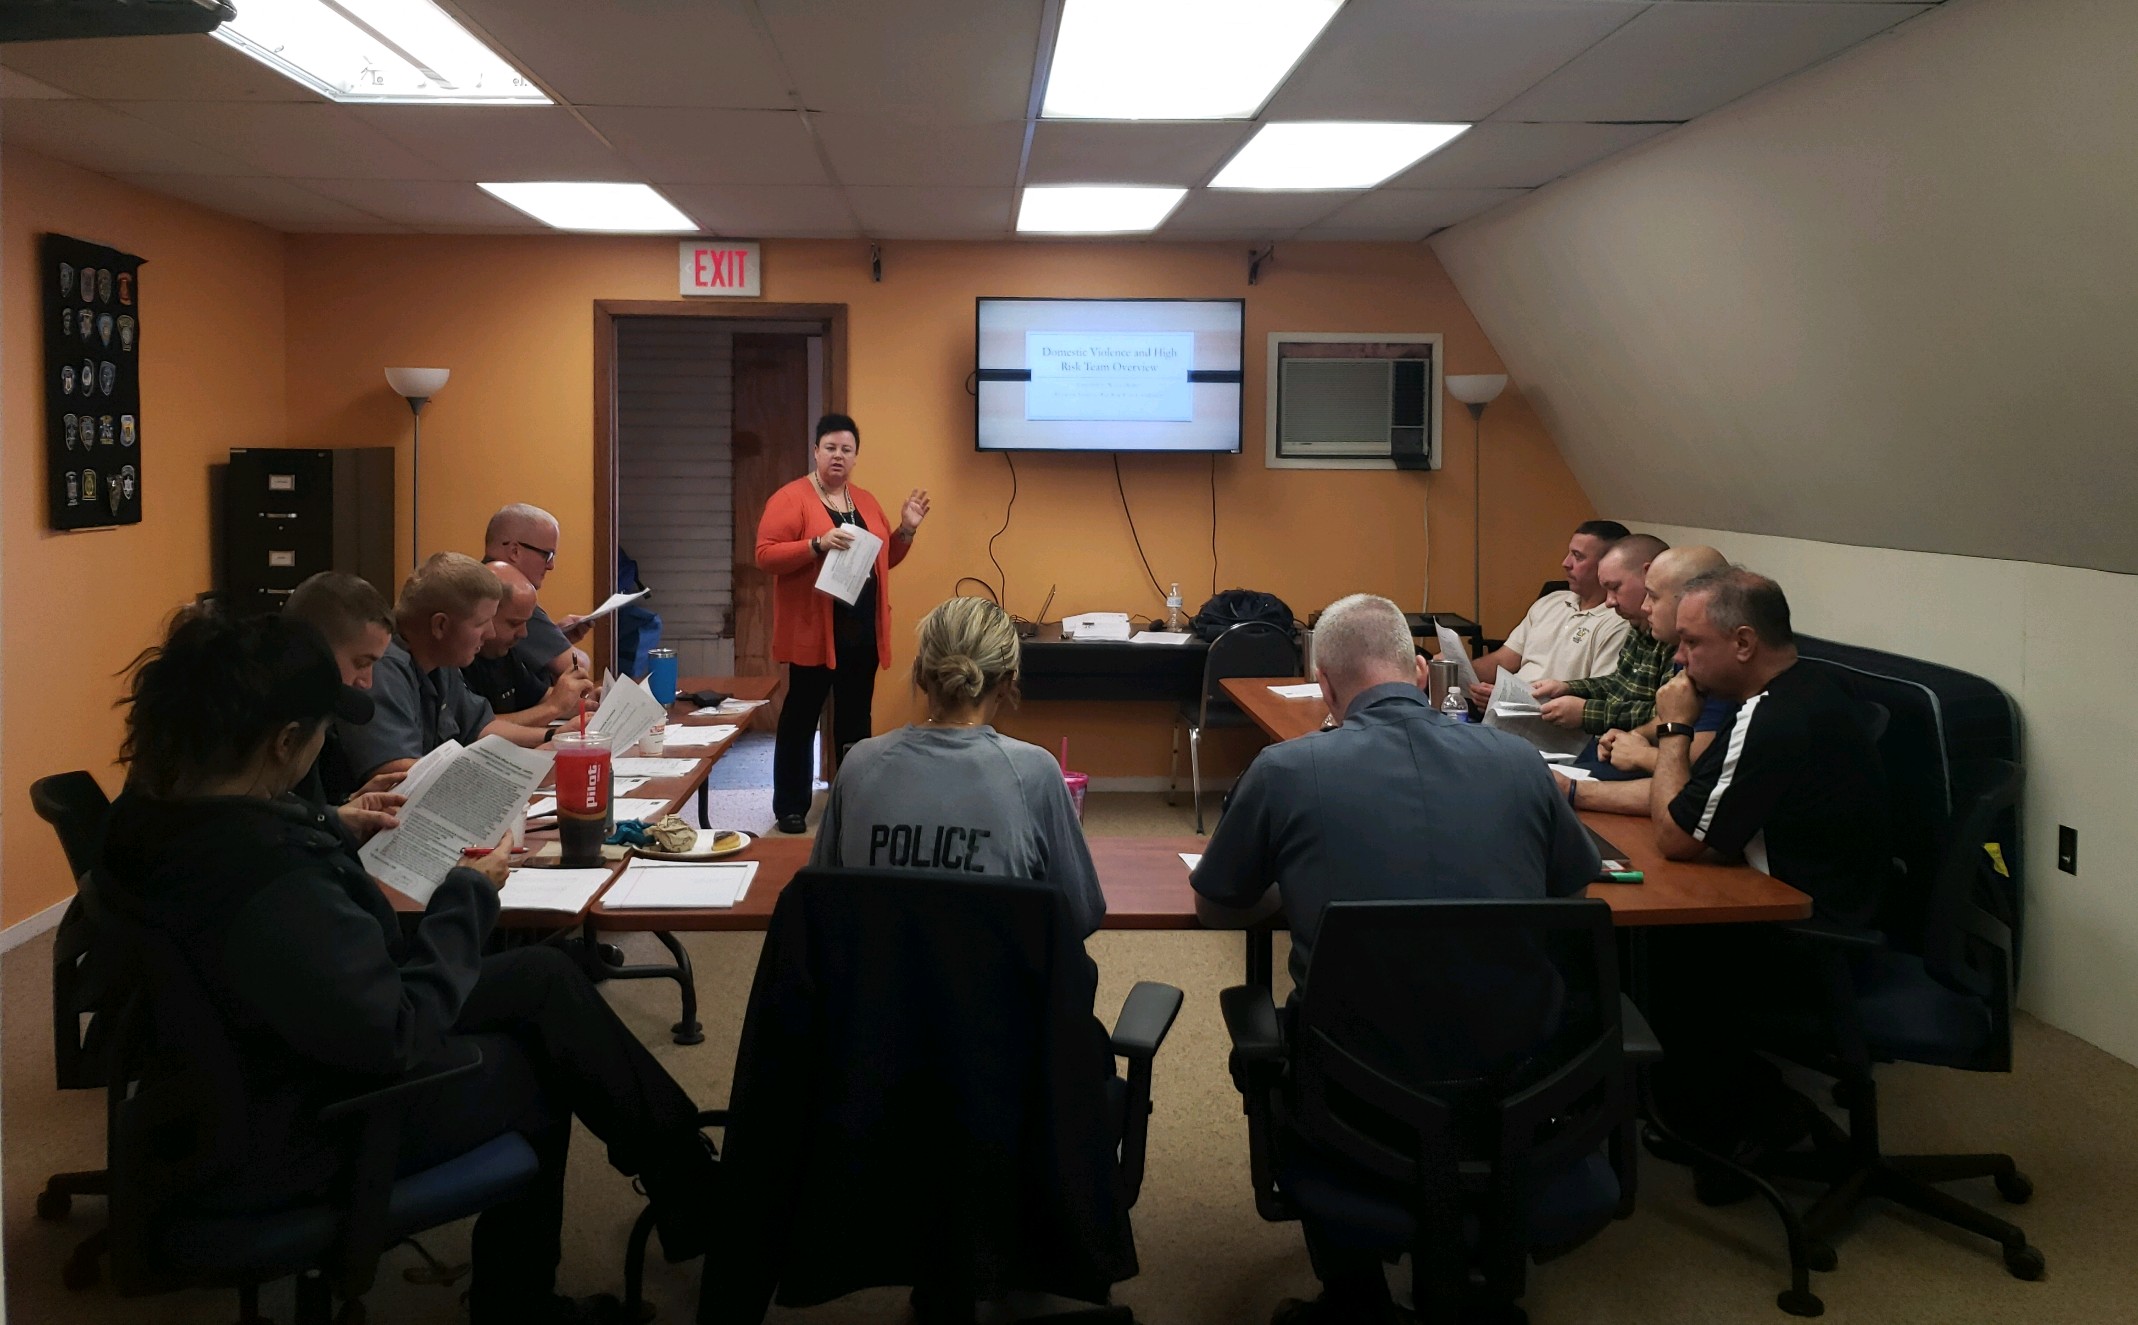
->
<box><xmin>385</xmin><ymin>367</ymin><xmax>450</xmax><ymax>571</ymax></box>
<box><xmin>1445</xmin><ymin>373</ymin><xmax>1508</xmax><ymax>631</ymax></box>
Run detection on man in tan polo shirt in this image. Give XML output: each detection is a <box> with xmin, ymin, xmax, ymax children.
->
<box><xmin>1464</xmin><ymin>520</ymin><xmax>1633</xmax><ymax>706</ymax></box>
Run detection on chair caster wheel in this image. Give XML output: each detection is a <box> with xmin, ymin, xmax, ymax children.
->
<box><xmin>671</xmin><ymin>1024</ymin><xmax>705</xmax><ymax>1046</ymax></box>
<box><xmin>36</xmin><ymin>1189</ymin><xmax>71</xmax><ymax>1221</ymax></box>
<box><xmin>1777</xmin><ymin>1287</ymin><xmax>1824</xmax><ymax>1317</ymax></box>
<box><xmin>60</xmin><ymin>1245</ymin><xmax>101</xmax><ymax>1291</ymax></box>
<box><xmin>1995</xmin><ymin>1170</ymin><xmax>2034</xmax><ymax>1204</ymax></box>
<box><xmin>1803</xmin><ymin>1241</ymin><xmax>1838</xmax><ymax>1274</ymax></box>
<box><xmin>2003</xmin><ymin>1243</ymin><xmax>2045</xmax><ymax>1280</ymax></box>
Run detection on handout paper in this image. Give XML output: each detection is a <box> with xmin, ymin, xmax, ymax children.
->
<box><xmin>1267</xmin><ymin>683</ymin><xmax>1323</xmax><ymax>700</ymax></box>
<box><xmin>575</xmin><ymin>588</ymin><xmax>649</xmax><ymax>626</ymax></box>
<box><xmin>361</xmin><ymin>737</ymin><xmax>555</xmax><ymax>905</ymax></box>
<box><xmin>614</xmin><ymin>757</ymin><xmax>700</xmax><ymax>778</ymax></box>
<box><xmin>815</xmin><ymin>525</ymin><xmax>884</xmax><ymax>606</ymax></box>
<box><xmin>1180</xmin><ymin>853</ymin><xmax>1203</xmax><ymax>871</ymax></box>
<box><xmin>657</xmin><ymin>724</ymin><xmax>737</xmax><ymax>749</ymax></box>
<box><xmin>1062</xmin><ymin>612</ymin><xmax>1132</xmax><ymax>641</ymax></box>
<box><xmin>612</xmin><ymin>798</ymin><xmax>674</xmax><ymax>823</ymax></box>
<box><xmin>1434</xmin><ymin>621</ymin><xmax>1480</xmax><ymax>691</ymax></box>
<box><xmin>691</xmin><ymin>699</ymin><xmax>768</xmax><ymax>717</ymax></box>
<box><xmin>586</xmin><ymin>675</ymin><xmax>666</xmax><ymax>756</ymax></box>
<box><xmin>1482</xmin><ymin>671</ymin><xmax>1590</xmax><ymax>758</ymax></box>
<box><xmin>1130</xmin><ymin>631</ymin><xmax>1194</xmax><ymax>645</ymax></box>
<box><xmin>602</xmin><ymin>859</ymin><xmax>760</xmax><ymax>909</ymax></box>
<box><xmin>497</xmin><ymin>868</ymin><xmax>612</xmax><ymax>914</ymax></box>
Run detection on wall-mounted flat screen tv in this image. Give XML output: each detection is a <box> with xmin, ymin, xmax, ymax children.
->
<box><xmin>975</xmin><ymin>297</ymin><xmax>1244</xmax><ymax>453</ymax></box>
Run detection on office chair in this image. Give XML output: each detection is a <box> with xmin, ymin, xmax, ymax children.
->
<box><xmin>703</xmin><ymin>867</ymin><xmax>1184</xmax><ymax>1324</ymax></box>
<box><xmin>28</xmin><ymin>771</ymin><xmax>115</xmax><ymax>1291</ymax></box>
<box><xmin>1221</xmin><ymin>899</ymin><xmax>1653</xmax><ymax>1324</ymax></box>
<box><xmin>1170</xmin><ymin>620</ymin><xmax>1299</xmax><ymax>833</ymax></box>
<box><xmin>1753</xmin><ymin>757</ymin><xmax>2042</xmax><ymax>1293</ymax></box>
<box><xmin>83</xmin><ymin>869</ymin><xmax>545</xmax><ymax>1325</ymax></box>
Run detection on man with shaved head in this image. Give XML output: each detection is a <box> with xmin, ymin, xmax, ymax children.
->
<box><xmin>483</xmin><ymin>502</ymin><xmax>590</xmax><ymax>678</ymax></box>
<box><xmin>1534</xmin><ymin>532</ymin><xmax>1671</xmax><ymax>733</ymax></box>
<box><xmin>464</xmin><ymin>560</ymin><xmax>595</xmax><ymax>727</ymax></box>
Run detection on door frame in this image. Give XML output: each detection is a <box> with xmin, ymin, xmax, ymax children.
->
<box><xmin>591</xmin><ymin>300</ymin><xmax>848</xmax><ymax>677</ymax></box>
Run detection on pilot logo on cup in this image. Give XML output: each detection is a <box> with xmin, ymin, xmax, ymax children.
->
<box><xmin>98</xmin><ymin>314</ymin><xmax>113</xmax><ymax>347</ymax></box>
<box><xmin>65</xmin><ymin>472</ymin><xmax>79</xmax><ymax>506</ymax></box>
<box><xmin>99</xmin><ymin>416</ymin><xmax>115</xmax><ymax>446</ymax></box>
<box><xmin>118</xmin><ymin>316</ymin><xmax>135</xmax><ymax>351</ymax></box>
<box><xmin>99</xmin><ymin>361</ymin><xmax>115</xmax><ymax>395</ymax></box>
<box><xmin>61</xmin><ymin>365</ymin><xmax>76</xmax><ymax>395</ymax></box>
<box><xmin>121</xmin><ymin>415</ymin><xmax>136</xmax><ymax>446</ymax></box>
<box><xmin>117</xmin><ymin>272</ymin><xmax>132</xmax><ymax>305</ymax></box>
<box><xmin>59</xmin><ymin>264</ymin><xmax>74</xmax><ymax>299</ymax></box>
<box><xmin>97</xmin><ymin>268</ymin><xmax>112</xmax><ymax>303</ymax></box>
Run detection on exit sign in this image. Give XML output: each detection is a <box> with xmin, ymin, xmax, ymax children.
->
<box><xmin>679</xmin><ymin>241</ymin><xmax>761</xmax><ymax>297</ymax></box>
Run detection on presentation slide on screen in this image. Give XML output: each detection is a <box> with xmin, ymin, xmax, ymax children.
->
<box><xmin>977</xmin><ymin>299</ymin><xmax>1242</xmax><ymax>452</ymax></box>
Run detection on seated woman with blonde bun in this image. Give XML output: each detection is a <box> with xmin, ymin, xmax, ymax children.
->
<box><xmin>808</xmin><ymin>596</ymin><xmax>1104</xmax><ymax>936</ymax></box>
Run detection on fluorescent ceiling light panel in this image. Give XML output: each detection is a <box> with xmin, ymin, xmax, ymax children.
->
<box><xmin>479</xmin><ymin>182</ymin><xmax>697</xmax><ymax>233</ymax></box>
<box><xmin>1211</xmin><ymin>122</ymin><xmax>1471</xmax><ymax>190</ymax></box>
<box><xmin>1042</xmin><ymin>0</ymin><xmax>1341</xmax><ymax>120</ymax></box>
<box><xmin>213</xmin><ymin>0</ymin><xmax>549</xmax><ymax>104</ymax></box>
<box><xmin>1018</xmin><ymin>186</ymin><xmax>1187</xmax><ymax>233</ymax></box>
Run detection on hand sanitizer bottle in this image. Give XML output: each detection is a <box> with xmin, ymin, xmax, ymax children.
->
<box><xmin>1165</xmin><ymin>583</ymin><xmax>1185</xmax><ymax>632</ymax></box>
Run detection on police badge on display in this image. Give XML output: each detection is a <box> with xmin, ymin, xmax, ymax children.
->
<box><xmin>43</xmin><ymin>234</ymin><xmax>143</xmax><ymax>530</ymax></box>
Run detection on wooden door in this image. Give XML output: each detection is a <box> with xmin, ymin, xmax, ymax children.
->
<box><xmin>731</xmin><ymin>333</ymin><xmax>812</xmax><ymax>714</ymax></box>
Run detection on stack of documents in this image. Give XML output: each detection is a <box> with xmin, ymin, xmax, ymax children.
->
<box><xmin>360</xmin><ymin>737</ymin><xmax>555</xmax><ymax>904</ymax></box>
<box><xmin>602</xmin><ymin>859</ymin><xmax>759</xmax><ymax>909</ymax></box>
<box><xmin>497</xmin><ymin>868</ymin><xmax>611</xmax><ymax>914</ymax></box>
<box><xmin>659</xmin><ymin>724</ymin><xmax>738</xmax><ymax>749</ymax></box>
<box><xmin>1130</xmin><ymin>630</ymin><xmax>1193</xmax><ymax>645</ymax></box>
<box><xmin>1062</xmin><ymin>612</ymin><xmax>1133</xmax><ymax>641</ymax></box>
<box><xmin>815</xmin><ymin>527</ymin><xmax>884</xmax><ymax>606</ymax></box>
<box><xmin>1267</xmin><ymin>683</ymin><xmax>1322</xmax><ymax>700</ymax></box>
<box><xmin>1481</xmin><ymin>671</ymin><xmax>1590</xmax><ymax>758</ymax></box>
<box><xmin>613</xmin><ymin>757</ymin><xmax>699</xmax><ymax>778</ymax></box>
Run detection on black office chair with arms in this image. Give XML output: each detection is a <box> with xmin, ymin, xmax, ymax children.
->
<box><xmin>1171</xmin><ymin>620</ymin><xmax>1299</xmax><ymax>833</ymax></box>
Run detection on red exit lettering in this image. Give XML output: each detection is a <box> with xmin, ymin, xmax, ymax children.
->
<box><xmin>692</xmin><ymin>247</ymin><xmax>752</xmax><ymax>289</ymax></box>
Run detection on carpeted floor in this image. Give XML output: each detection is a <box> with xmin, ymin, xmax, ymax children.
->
<box><xmin>7</xmin><ymin>792</ymin><xmax>2136</xmax><ymax>1324</ymax></box>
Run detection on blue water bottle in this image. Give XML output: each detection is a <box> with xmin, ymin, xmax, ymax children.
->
<box><xmin>646</xmin><ymin>647</ymin><xmax>679</xmax><ymax>706</ymax></box>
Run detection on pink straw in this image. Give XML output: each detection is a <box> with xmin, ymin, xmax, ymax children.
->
<box><xmin>1059</xmin><ymin>737</ymin><xmax>1069</xmax><ymax>772</ymax></box>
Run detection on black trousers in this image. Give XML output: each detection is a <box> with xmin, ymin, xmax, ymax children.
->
<box><xmin>772</xmin><ymin>624</ymin><xmax>879</xmax><ymax>820</ymax></box>
<box><xmin>396</xmin><ymin>946</ymin><xmax>711</xmax><ymax>1320</ymax></box>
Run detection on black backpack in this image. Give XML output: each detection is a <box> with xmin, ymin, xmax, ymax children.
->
<box><xmin>1191</xmin><ymin>588</ymin><xmax>1296</xmax><ymax>643</ymax></box>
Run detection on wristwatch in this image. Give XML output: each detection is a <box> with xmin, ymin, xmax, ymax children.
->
<box><xmin>1655</xmin><ymin>722</ymin><xmax>1696</xmax><ymax>741</ymax></box>
<box><xmin>809</xmin><ymin>535</ymin><xmax>822</xmax><ymax>556</ymax></box>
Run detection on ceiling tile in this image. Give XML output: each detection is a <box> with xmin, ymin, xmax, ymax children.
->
<box><xmin>810</xmin><ymin>116</ymin><xmax>1021</xmax><ymax>186</ymax></box>
<box><xmin>661</xmin><ymin>184</ymin><xmax>861</xmax><ymax>237</ymax></box>
<box><xmin>450</xmin><ymin>0</ymin><xmax>792</xmax><ymax>108</ymax></box>
<box><xmin>349</xmin><ymin>106</ymin><xmax>636</xmax><ymax>180</ymax></box>
<box><xmin>0</xmin><ymin>34</ymin><xmax>324</xmax><ymax>103</ymax></box>
<box><xmin>1308</xmin><ymin>188</ymin><xmax>1532</xmax><ymax>237</ymax></box>
<box><xmin>115</xmin><ymin>174</ymin><xmax>386</xmax><ymax>228</ymax></box>
<box><xmin>1165</xmin><ymin>190</ymin><xmax>1356</xmax><ymax>231</ymax></box>
<box><xmin>1163</xmin><ymin>227</ymin><xmax>1302</xmax><ymax>243</ymax></box>
<box><xmin>759</xmin><ymin>0</ymin><xmax>1043</xmax><ymax>123</ymax></box>
<box><xmin>114</xmin><ymin>102</ymin><xmax>452</xmax><ymax>179</ymax></box>
<box><xmin>1266</xmin><ymin>0</ymin><xmax>1645</xmax><ymax>122</ymax></box>
<box><xmin>1</xmin><ymin>68</ymin><xmax>71</xmax><ymax>99</ymax></box>
<box><xmin>1495</xmin><ymin>2</ymin><xmax>1933</xmax><ymax>123</ymax></box>
<box><xmin>1288</xmin><ymin>225</ymin><xmax>1436</xmax><ymax>243</ymax></box>
<box><xmin>580</xmin><ymin>106</ymin><xmax>828</xmax><ymax>185</ymax></box>
<box><xmin>0</xmin><ymin>99</ymin><xmax>254</xmax><ymax>176</ymax></box>
<box><xmin>1025</xmin><ymin>121</ymin><xmax>1253</xmax><ymax>187</ymax></box>
<box><xmin>848</xmin><ymin>186</ymin><xmax>1012</xmax><ymax>239</ymax></box>
<box><xmin>1389</xmin><ymin>121</ymin><xmax>1673</xmax><ymax>189</ymax></box>
<box><xmin>298</xmin><ymin>179</ymin><xmax>542</xmax><ymax>229</ymax></box>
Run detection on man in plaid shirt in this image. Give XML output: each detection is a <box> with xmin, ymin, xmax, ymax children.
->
<box><xmin>1535</xmin><ymin>534</ymin><xmax>1669</xmax><ymax>734</ymax></box>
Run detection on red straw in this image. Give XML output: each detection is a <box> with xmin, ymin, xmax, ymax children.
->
<box><xmin>1059</xmin><ymin>737</ymin><xmax>1068</xmax><ymax>772</ymax></box>
<box><xmin>579</xmin><ymin>693</ymin><xmax>588</xmax><ymax>733</ymax></box>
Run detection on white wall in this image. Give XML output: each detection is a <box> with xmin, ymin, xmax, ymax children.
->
<box><xmin>1648</xmin><ymin>523</ymin><xmax>2138</xmax><ymax>1066</ymax></box>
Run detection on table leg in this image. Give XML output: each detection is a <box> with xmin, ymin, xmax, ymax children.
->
<box><xmin>1245</xmin><ymin>929</ymin><xmax>1274</xmax><ymax>990</ymax></box>
<box><xmin>579</xmin><ymin>922</ymin><xmax>707</xmax><ymax>1046</ymax></box>
<box><xmin>697</xmin><ymin>780</ymin><xmax>710</xmax><ymax>828</ymax></box>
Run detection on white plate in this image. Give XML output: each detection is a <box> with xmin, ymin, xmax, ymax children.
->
<box><xmin>635</xmin><ymin>828</ymin><xmax>755</xmax><ymax>861</ymax></box>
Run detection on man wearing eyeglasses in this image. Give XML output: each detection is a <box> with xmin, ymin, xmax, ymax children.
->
<box><xmin>482</xmin><ymin>503</ymin><xmax>590</xmax><ymax>679</ymax></box>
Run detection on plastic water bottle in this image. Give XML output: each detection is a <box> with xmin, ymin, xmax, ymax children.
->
<box><xmin>1165</xmin><ymin>582</ymin><xmax>1185</xmax><ymax>632</ymax></box>
<box><xmin>1441</xmin><ymin>686</ymin><xmax>1469</xmax><ymax>723</ymax></box>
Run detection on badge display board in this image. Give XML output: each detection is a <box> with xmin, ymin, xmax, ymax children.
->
<box><xmin>43</xmin><ymin>233</ymin><xmax>144</xmax><ymax>531</ymax></box>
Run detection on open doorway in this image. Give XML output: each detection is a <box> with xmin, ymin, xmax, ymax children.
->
<box><xmin>592</xmin><ymin>301</ymin><xmax>845</xmax><ymax>710</ymax></box>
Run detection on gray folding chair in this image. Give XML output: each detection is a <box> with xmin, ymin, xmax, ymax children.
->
<box><xmin>1170</xmin><ymin>621</ymin><xmax>1298</xmax><ymax>833</ymax></box>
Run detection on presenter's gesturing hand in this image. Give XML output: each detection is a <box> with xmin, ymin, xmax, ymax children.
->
<box><xmin>898</xmin><ymin>488</ymin><xmax>932</xmax><ymax>539</ymax></box>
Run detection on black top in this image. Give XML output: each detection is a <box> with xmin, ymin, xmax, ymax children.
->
<box><xmin>824</xmin><ymin>502</ymin><xmax>876</xmax><ymax>653</ymax></box>
<box><xmin>462</xmin><ymin>647</ymin><xmax>552</xmax><ymax>717</ymax></box>
<box><xmin>1668</xmin><ymin>660</ymin><xmax>1892</xmax><ymax>926</ymax></box>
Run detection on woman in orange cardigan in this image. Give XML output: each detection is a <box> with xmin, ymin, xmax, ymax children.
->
<box><xmin>756</xmin><ymin>413</ymin><xmax>930</xmax><ymax>834</ymax></box>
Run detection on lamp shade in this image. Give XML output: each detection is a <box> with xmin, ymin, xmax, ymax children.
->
<box><xmin>385</xmin><ymin>366</ymin><xmax>450</xmax><ymax>399</ymax></box>
<box><xmin>1445</xmin><ymin>373</ymin><xmax>1508</xmax><ymax>406</ymax></box>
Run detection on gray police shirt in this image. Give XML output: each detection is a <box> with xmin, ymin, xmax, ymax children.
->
<box><xmin>1192</xmin><ymin>681</ymin><xmax>1599</xmax><ymax>989</ymax></box>
<box><xmin>333</xmin><ymin>638</ymin><xmax>495</xmax><ymax>783</ymax></box>
<box><xmin>513</xmin><ymin>604</ymin><xmax>571</xmax><ymax>676</ymax></box>
<box><xmin>808</xmin><ymin>724</ymin><xmax>1107</xmax><ymax>937</ymax></box>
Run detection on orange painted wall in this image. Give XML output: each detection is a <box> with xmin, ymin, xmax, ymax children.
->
<box><xmin>2</xmin><ymin>147</ymin><xmax>288</xmax><ymax>926</ymax></box>
<box><xmin>282</xmin><ymin>235</ymin><xmax>1595</xmax><ymax>778</ymax></box>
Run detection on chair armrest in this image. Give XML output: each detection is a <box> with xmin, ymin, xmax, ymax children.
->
<box><xmin>1776</xmin><ymin>919</ymin><xmax>1889</xmax><ymax>953</ymax></box>
<box><xmin>1111</xmin><ymin>981</ymin><xmax>1185</xmax><ymax>1061</ymax></box>
<box><xmin>1220</xmin><ymin>983</ymin><xmax>1285</xmax><ymax>1090</ymax></box>
<box><xmin>319</xmin><ymin>1043</ymin><xmax>484</xmax><ymax>1124</ymax></box>
<box><xmin>1619</xmin><ymin>996</ymin><xmax>1663</xmax><ymax>1065</ymax></box>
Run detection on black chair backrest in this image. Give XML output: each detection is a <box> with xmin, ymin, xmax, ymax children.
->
<box><xmin>1289</xmin><ymin>898</ymin><xmax>1625</xmax><ymax>1199</ymax></box>
<box><xmin>1855</xmin><ymin>699</ymin><xmax>1891</xmax><ymax>745</ymax></box>
<box><xmin>33</xmin><ymin>773</ymin><xmax>116</xmax><ymax>1093</ymax></box>
<box><xmin>1536</xmin><ymin>579</ymin><xmax>1570</xmax><ymax>601</ymax></box>
<box><xmin>1918</xmin><ymin>758</ymin><xmax>2024</xmax><ymax>1070</ymax></box>
<box><xmin>1199</xmin><ymin>620</ymin><xmax>1299</xmax><ymax>717</ymax></box>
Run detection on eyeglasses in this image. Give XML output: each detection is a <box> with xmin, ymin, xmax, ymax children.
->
<box><xmin>510</xmin><ymin>540</ymin><xmax>557</xmax><ymax>567</ymax></box>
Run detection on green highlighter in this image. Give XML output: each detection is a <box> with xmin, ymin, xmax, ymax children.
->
<box><xmin>1603</xmin><ymin>871</ymin><xmax>1645</xmax><ymax>884</ymax></box>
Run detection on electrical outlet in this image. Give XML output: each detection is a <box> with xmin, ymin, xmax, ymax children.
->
<box><xmin>2058</xmin><ymin>825</ymin><xmax>2078</xmax><ymax>875</ymax></box>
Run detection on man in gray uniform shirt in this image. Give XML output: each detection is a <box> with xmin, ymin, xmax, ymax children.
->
<box><xmin>1192</xmin><ymin>593</ymin><xmax>1599</xmax><ymax>991</ymax></box>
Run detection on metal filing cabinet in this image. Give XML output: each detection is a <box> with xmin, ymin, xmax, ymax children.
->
<box><xmin>219</xmin><ymin>448</ymin><xmax>395</xmax><ymax>614</ymax></box>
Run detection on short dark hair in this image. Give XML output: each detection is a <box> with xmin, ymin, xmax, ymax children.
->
<box><xmin>1601</xmin><ymin>532</ymin><xmax>1669</xmax><ymax>568</ymax></box>
<box><xmin>1573</xmin><ymin>519</ymin><xmax>1631</xmax><ymax>544</ymax></box>
<box><xmin>285</xmin><ymin>572</ymin><xmax>391</xmax><ymax>648</ymax></box>
<box><xmin>1683</xmin><ymin>566</ymin><xmax>1794</xmax><ymax>647</ymax></box>
<box><xmin>120</xmin><ymin>612</ymin><xmax>367</xmax><ymax>798</ymax></box>
<box><xmin>814</xmin><ymin>412</ymin><xmax>860</xmax><ymax>448</ymax></box>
